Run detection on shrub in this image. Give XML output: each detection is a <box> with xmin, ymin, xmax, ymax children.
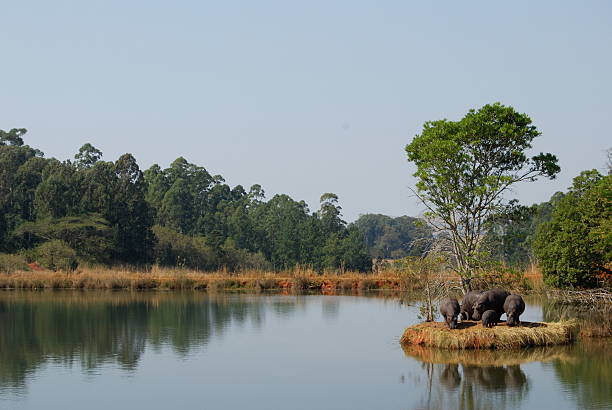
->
<box><xmin>34</xmin><ymin>240</ymin><xmax>78</xmax><ymax>271</ymax></box>
<box><xmin>472</xmin><ymin>264</ymin><xmax>531</xmax><ymax>292</ymax></box>
<box><xmin>153</xmin><ymin>225</ymin><xmax>218</xmax><ymax>270</ymax></box>
<box><xmin>534</xmin><ymin>171</ymin><xmax>611</xmax><ymax>288</ymax></box>
<box><xmin>0</xmin><ymin>253</ymin><xmax>30</xmax><ymax>274</ymax></box>
<box><xmin>221</xmin><ymin>239</ymin><xmax>273</xmax><ymax>272</ymax></box>
<box><xmin>13</xmin><ymin>214</ymin><xmax>114</xmax><ymax>265</ymax></box>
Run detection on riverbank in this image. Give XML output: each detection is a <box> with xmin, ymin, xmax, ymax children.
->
<box><xmin>0</xmin><ymin>267</ymin><xmax>409</xmax><ymax>292</ymax></box>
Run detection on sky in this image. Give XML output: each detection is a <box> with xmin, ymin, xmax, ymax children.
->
<box><xmin>1</xmin><ymin>1</ymin><xmax>611</xmax><ymax>221</ymax></box>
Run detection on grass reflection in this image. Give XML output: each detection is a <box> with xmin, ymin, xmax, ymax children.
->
<box><xmin>0</xmin><ymin>291</ymin><xmax>273</xmax><ymax>390</ymax></box>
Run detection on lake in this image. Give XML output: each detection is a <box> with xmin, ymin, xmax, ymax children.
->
<box><xmin>0</xmin><ymin>291</ymin><xmax>609</xmax><ymax>410</ymax></box>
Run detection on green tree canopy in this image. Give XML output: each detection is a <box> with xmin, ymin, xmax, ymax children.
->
<box><xmin>354</xmin><ymin>214</ymin><xmax>433</xmax><ymax>259</ymax></box>
<box><xmin>13</xmin><ymin>214</ymin><xmax>114</xmax><ymax>264</ymax></box>
<box><xmin>1</xmin><ymin>129</ymin><xmax>373</xmax><ymax>272</ymax></box>
<box><xmin>534</xmin><ymin>170</ymin><xmax>611</xmax><ymax>287</ymax></box>
<box><xmin>405</xmin><ymin>103</ymin><xmax>560</xmax><ymax>289</ymax></box>
<box><xmin>0</xmin><ymin>128</ymin><xmax>27</xmax><ymax>146</ymax></box>
<box><xmin>74</xmin><ymin>143</ymin><xmax>103</xmax><ymax>169</ymax></box>
<box><xmin>482</xmin><ymin>194</ymin><xmax>563</xmax><ymax>268</ymax></box>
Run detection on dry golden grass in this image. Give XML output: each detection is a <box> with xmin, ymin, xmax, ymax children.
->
<box><xmin>0</xmin><ymin>265</ymin><xmax>405</xmax><ymax>291</ymax></box>
<box><xmin>400</xmin><ymin>319</ymin><xmax>578</xmax><ymax>350</ymax></box>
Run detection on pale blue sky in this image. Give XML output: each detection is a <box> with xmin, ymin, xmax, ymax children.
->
<box><xmin>2</xmin><ymin>1</ymin><xmax>611</xmax><ymax>221</ymax></box>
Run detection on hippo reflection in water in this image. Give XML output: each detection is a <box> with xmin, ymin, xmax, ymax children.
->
<box><xmin>455</xmin><ymin>364</ymin><xmax>528</xmax><ymax>392</ymax></box>
<box><xmin>416</xmin><ymin>362</ymin><xmax>530</xmax><ymax>410</ymax></box>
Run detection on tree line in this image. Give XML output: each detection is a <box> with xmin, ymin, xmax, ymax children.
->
<box><xmin>1</xmin><ymin>122</ymin><xmax>609</xmax><ymax>287</ymax></box>
<box><xmin>0</xmin><ymin>128</ymin><xmax>374</xmax><ymax>272</ymax></box>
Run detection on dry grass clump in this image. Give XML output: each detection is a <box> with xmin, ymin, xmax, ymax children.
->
<box><xmin>0</xmin><ymin>266</ymin><xmax>405</xmax><ymax>292</ymax></box>
<box><xmin>400</xmin><ymin>320</ymin><xmax>578</xmax><ymax>350</ymax></box>
<box><xmin>401</xmin><ymin>343</ymin><xmax>572</xmax><ymax>366</ymax></box>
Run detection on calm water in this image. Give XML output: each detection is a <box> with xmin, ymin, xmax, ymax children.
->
<box><xmin>0</xmin><ymin>291</ymin><xmax>609</xmax><ymax>410</ymax></box>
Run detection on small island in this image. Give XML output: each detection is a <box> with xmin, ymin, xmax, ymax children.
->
<box><xmin>400</xmin><ymin>320</ymin><xmax>578</xmax><ymax>350</ymax></box>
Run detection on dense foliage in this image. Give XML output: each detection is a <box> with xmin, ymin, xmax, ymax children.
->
<box><xmin>3</xmin><ymin>126</ymin><xmax>608</xmax><ymax>282</ymax></box>
<box><xmin>405</xmin><ymin>103</ymin><xmax>559</xmax><ymax>288</ymax></box>
<box><xmin>482</xmin><ymin>195</ymin><xmax>563</xmax><ymax>268</ymax></box>
<box><xmin>534</xmin><ymin>170</ymin><xmax>611</xmax><ymax>287</ymax></box>
<box><xmin>353</xmin><ymin>214</ymin><xmax>433</xmax><ymax>259</ymax></box>
<box><xmin>0</xmin><ymin>129</ymin><xmax>371</xmax><ymax>272</ymax></box>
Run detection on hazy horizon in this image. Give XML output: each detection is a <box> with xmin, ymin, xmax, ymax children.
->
<box><xmin>2</xmin><ymin>1</ymin><xmax>611</xmax><ymax>221</ymax></box>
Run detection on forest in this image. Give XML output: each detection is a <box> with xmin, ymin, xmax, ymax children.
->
<box><xmin>0</xmin><ymin>127</ymin><xmax>610</xmax><ymax>287</ymax></box>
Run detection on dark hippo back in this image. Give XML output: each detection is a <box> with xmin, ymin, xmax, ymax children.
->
<box><xmin>481</xmin><ymin>310</ymin><xmax>499</xmax><ymax>328</ymax></box>
<box><xmin>473</xmin><ymin>288</ymin><xmax>510</xmax><ymax>317</ymax></box>
<box><xmin>504</xmin><ymin>294</ymin><xmax>526</xmax><ymax>326</ymax></box>
<box><xmin>439</xmin><ymin>297</ymin><xmax>460</xmax><ymax>329</ymax></box>
<box><xmin>460</xmin><ymin>290</ymin><xmax>483</xmax><ymax>320</ymax></box>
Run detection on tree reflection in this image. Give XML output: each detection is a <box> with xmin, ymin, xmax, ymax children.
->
<box><xmin>405</xmin><ymin>340</ymin><xmax>611</xmax><ymax>410</ymax></box>
<box><xmin>0</xmin><ymin>291</ymin><xmax>289</xmax><ymax>390</ymax></box>
<box><xmin>546</xmin><ymin>339</ymin><xmax>612</xmax><ymax>409</ymax></box>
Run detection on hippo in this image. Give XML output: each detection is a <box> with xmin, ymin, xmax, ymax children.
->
<box><xmin>504</xmin><ymin>294</ymin><xmax>526</xmax><ymax>326</ymax></box>
<box><xmin>439</xmin><ymin>297</ymin><xmax>461</xmax><ymax>329</ymax></box>
<box><xmin>473</xmin><ymin>288</ymin><xmax>510</xmax><ymax>319</ymax></box>
<box><xmin>460</xmin><ymin>290</ymin><xmax>483</xmax><ymax>320</ymax></box>
<box><xmin>481</xmin><ymin>310</ymin><xmax>500</xmax><ymax>328</ymax></box>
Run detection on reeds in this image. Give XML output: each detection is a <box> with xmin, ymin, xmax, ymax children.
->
<box><xmin>0</xmin><ymin>266</ymin><xmax>405</xmax><ymax>292</ymax></box>
<box><xmin>400</xmin><ymin>320</ymin><xmax>579</xmax><ymax>350</ymax></box>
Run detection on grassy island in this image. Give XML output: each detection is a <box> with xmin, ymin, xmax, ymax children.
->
<box><xmin>400</xmin><ymin>320</ymin><xmax>578</xmax><ymax>350</ymax></box>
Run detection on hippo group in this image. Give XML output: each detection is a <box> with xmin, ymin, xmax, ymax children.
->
<box><xmin>439</xmin><ymin>289</ymin><xmax>526</xmax><ymax>329</ymax></box>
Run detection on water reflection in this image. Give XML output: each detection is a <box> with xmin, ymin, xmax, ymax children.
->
<box><xmin>406</xmin><ymin>346</ymin><xmax>532</xmax><ymax>410</ymax></box>
<box><xmin>545</xmin><ymin>339</ymin><xmax>612</xmax><ymax>409</ymax></box>
<box><xmin>403</xmin><ymin>341</ymin><xmax>611</xmax><ymax>410</ymax></box>
<box><xmin>0</xmin><ymin>291</ymin><xmax>609</xmax><ymax>410</ymax></box>
<box><xmin>0</xmin><ymin>291</ymin><xmax>292</xmax><ymax>390</ymax></box>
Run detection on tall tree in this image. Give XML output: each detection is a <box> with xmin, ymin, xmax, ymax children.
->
<box><xmin>34</xmin><ymin>160</ymin><xmax>83</xmax><ymax>218</ymax></box>
<box><xmin>111</xmin><ymin>154</ymin><xmax>155</xmax><ymax>264</ymax></box>
<box><xmin>0</xmin><ymin>128</ymin><xmax>27</xmax><ymax>146</ymax></box>
<box><xmin>405</xmin><ymin>103</ymin><xmax>560</xmax><ymax>289</ymax></box>
<box><xmin>0</xmin><ymin>129</ymin><xmax>47</xmax><ymax>251</ymax></box>
<box><xmin>534</xmin><ymin>170</ymin><xmax>611</xmax><ymax>287</ymax></box>
<box><xmin>74</xmin><ymin>143</ymin><xmax>103</xmax><ymax>169</ymax></box>
<box><xmin>318</xmin><ymin>193</ymin><xmax>345</xmax><ymax>235</ymax></box>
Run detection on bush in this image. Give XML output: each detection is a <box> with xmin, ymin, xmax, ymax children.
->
<box><xmin>534</xmin><ymin>171</ymin><xmax>611</xmax><ymax>288</ymax></box>
<box><xmin>34</xmin><ymin>240</ymin><xmax>78</xmax><ymax>271</ymax></box>
<box><xmin>153</xmin><ymin>225</ymin><xmax>218</xmax><ymax>270</ymax></box>
<box><xmin>0</xmin><ymin>253</ymin><xmax>30</xmax><ymax>274</ymax></box>
<box><xmin>473</xmin><ymin>264</ymin><xmax>530</xmax><ymax>292</ymax></box>
<box><xmin>221</xmin><ymin>239</ymin><xmax>273</xmax><ymax>272</ymax></box>
<box><xmin>13</xmin><ymin>214</ymin><xmax>114</xmax><ymax>265</ymax></box>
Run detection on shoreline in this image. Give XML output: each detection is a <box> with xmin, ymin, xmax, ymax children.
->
<box><xmin>0</xmin><ymin>268</ymin><xmax>409</xmax><ymax>292</ymax></box>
